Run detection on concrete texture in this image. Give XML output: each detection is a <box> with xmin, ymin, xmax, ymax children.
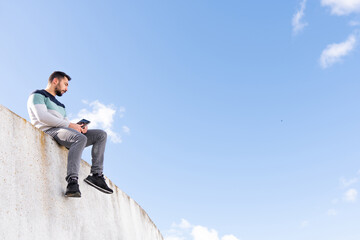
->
<box><xmin>0</xmin><ymin>105</ymin><xmax>163</xmax><ymax>240</ymax></box>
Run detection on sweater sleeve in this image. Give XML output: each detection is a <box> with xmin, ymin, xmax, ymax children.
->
<box><xmin>27</xmin><ymin>93</ymin><xmax>71</xmax><ymax>128</ymax></box>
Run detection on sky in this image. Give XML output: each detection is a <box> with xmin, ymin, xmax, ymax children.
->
<box><xmin>1</xmin><ymin>0</ymin><xmax>360</xmax><ymax>239</ymax></box>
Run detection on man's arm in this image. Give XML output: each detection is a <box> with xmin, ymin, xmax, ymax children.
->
<box><xmin>30</xmin><ymin>103</ymin><xmax>71</xmax><ymax>128</ymax></box>
<box><xmin>27</xmin><ymin>93</ymin><xmax>70</xmax><ymax>128</ymax></box>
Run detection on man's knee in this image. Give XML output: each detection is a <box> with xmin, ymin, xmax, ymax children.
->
<box><xmin>75</xmin><ymin>132</ymin><xmax>88</xmax><ymax>145</ymax></box>
<box><xmin>99</xmin><ymin>130</ymin><xmax>107</xmax><ymax>141</ymax></box>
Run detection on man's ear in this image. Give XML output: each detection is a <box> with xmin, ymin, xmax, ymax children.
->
<box><xmin>53</xmin><ymin>78</ymin><xmax>59</xmax><ymax>85</ymax></box>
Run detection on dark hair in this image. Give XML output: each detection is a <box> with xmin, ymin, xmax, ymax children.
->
<box><xmin>48</xmin><ymin>71</ymin><xmax>71</xmax><ymax>83</ymax></box>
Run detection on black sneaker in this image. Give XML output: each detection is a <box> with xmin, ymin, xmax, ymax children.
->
<box><xmin>65</xmin><ymin>177</ymin><xmax>81</xmax><ymax>198</ymax></box>
<box><xmin>84</xmin><ymin>173</ymin><xmax>113</xmax><ymax>194</ymax></box>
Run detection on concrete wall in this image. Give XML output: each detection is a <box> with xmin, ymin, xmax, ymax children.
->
<box><xmin>0</xmin><ymin>105</ymin><xmax>163</xmax><ymax>240</ymax></box>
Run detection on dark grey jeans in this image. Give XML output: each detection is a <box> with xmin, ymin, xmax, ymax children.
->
<box><xmin>45</xmin><ymin>127</ymin><xmax>107</xmax><ymax>181</ymax></box>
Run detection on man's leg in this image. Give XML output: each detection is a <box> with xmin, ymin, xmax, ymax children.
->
<box><xmin>83</xmin><ymin>129</ymin><xmax>113</xmax><ymax>194</ymax></box>
<box><xmin>45</xmin><ymin>127</ymin><xmax>87</xmax><ymax>181</ymax></box>
<box><xmin>84</xmin><ymin>129</ymin><xmax>107</xmax><ymax>175</ymax></box>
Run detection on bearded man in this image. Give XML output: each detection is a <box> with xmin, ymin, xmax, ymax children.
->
<box><xmin>27</xmin><ymin>71</ymin><xmax>113</xmax><ymax>198</ymax></box>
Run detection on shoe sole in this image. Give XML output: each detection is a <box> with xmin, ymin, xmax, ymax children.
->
<box><xmin>65</xmin><ymin>192</ymin><xmax>81</xmax><ymax>198</ymax></box>
<box><xmin>84</xmin><ymin>178</ymin><xmax>113</xmax><ymax>194</ymax></box>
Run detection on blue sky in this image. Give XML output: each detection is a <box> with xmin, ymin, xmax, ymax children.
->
<box><xmin>2</xmin><ymin>0</ymin><xmax>360</xmax><ymax>239</ymax></box>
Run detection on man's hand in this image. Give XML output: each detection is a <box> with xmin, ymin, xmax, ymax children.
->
<box><xmin>68</xmin><ymin>122</ymin><xmax>83</xmax><ymax>133</ymax></box>
<box><xmin>81</xmin><ymin>124</ymin><xmax>88</xmax><ymax>134</ymax></box>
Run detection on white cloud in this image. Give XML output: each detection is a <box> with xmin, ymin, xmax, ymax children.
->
<box><xmin>340</xmin><ymin>177</ymin><xmax>358</xmax><ymax>187</ymax></box>
<box><xmin>192</xmin><ymin>226</ymin><xmax>219</xmax><ymax>240</ymax></box>
<box><xmin>321</xmin><ymin>0</ymin><xmax>360</xmax><ymax>15</ymax></box>
<box><xmin>106</xmin><ymin>129</ymin><xmax>122</xmax><ymax>143</ymax></box>
<box><xmin>171</xmin><ymin>219</ymin><xmax>192</xmax><ymax>229</ymax></box>
<box><xmin>222</xmin><ymin>235</ymin><xmax>240</xmax><ymax>240</ymax></box>
<box><xmin>165</xmin><ymin>237</ymin><xmax>185</xmax><ymax>240</ymax></box>
<box><xmin>119</xmin><ymin>106</ymin><xmax>126</xmax><ymax>118</ymax></box>
<box><xmin>165</xmin><ymin>219</ymin><xmax>240</xmax><ymax>240</ymax></box>
<box><xmin>344</xmin><ymin>188</ymin><xmax>358</xmax><ymax>202</ymax></box>
<box><xmin>349</xmin><ymin>20</ymin><xmax>360</xmax><ymax>26</ymax></box>
<box><xmin>292</xmin><ymin>0</ymin><xmax>308</xmax><ymax>35</ymax></box>
<box><xmin>73</xmin><ymin>100</ymin><xmax>124</xmax><ymax>143</ymax></box>
<box><xmin>327</xmin><ymin>209</ymin><xmax>338</xmax><ymax>216</ymax></box>
<box><xmin>319</xmin><ymin>33</ymin><xmax>357</xmax><ymax>68</ymax></box>
<box><xmin>300</xmin><ymin>220</ymin><xmax>309</xmax><ymax>229</ymax></box>
<box><xmin>122</xmin><ymin>125</ymin><xmax>131</xmax><ymax>134</ymax></box>
<box><xmin>331</xmin><ymin>198</ymin><xmax>339</xmax><ymax>204</ymax></box>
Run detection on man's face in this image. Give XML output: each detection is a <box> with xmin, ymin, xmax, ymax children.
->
<box><xmin>54</xmin><ymin>77</ymin><xmax>69</xmax><ymax>97</ymax></box>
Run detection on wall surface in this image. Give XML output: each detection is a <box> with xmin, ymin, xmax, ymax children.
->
<box><xmin>0</xmin><ymin>105</ymin><xmax>163</xmax><ymax>240</ymax></box>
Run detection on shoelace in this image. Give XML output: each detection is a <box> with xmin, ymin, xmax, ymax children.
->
<box><xmin>69</xmin><ymin>177</ymin><xmax>78</xmax><ymax>183</ymax></box>
<box><xmin>94</xmin><ymin>174</ymin><xmax>106</xmax><ymax>182</ymax></box>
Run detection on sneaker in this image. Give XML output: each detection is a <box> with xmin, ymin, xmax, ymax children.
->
<box><xmin>84</xmin><ymin>173</ymin><xmax>113</xmax><ymax>194</ymax></box>
<box><xmin>65</xmin><ymin>177</ymin><xmax>81</xmax><ymax>198</ymax></box>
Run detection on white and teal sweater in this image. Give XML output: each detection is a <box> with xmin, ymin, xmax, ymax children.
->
<box><xmin>27</xmin><ymin>89</ymin><xmax>70</xmax><ymax>131</ymax></box>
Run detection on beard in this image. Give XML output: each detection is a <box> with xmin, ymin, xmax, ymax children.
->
<box><xmin>55</xmin><ymin>84</ymin><xmax>64</xmax><ymax>96</ymax></box>
<box><xmin>55</xmin><ymin>89</ymin><xmax>63</xmax><ymax>96</ymax></box>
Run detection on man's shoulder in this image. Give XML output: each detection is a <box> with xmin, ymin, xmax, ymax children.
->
<box><xmin>31</xmin><ymin>89</ymin><xmax>50</xmax><ymax>97</ymax></box>
<box><xmin>30</xmin><ymin>89</ymin><xmax>66</xmax><ymax>109</ymax></box>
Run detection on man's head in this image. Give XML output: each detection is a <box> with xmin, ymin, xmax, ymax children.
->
<box><xmin>48</xmin><ymin>71</ymin><xmax>71</xmax><ymax>97</ymax></box>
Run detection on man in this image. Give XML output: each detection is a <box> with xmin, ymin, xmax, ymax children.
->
<box><xmin>27</xmin><ymin>71</ymin><xmax>113</xmax><ymax>198</ymax></box>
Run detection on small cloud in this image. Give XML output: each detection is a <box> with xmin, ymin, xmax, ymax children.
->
<box><xmin>300</xmin><ymin>220</ymin><xmax>309</xmax><ymax>229</ymax></box>
<box><xmin>122</xmin><ymin>125</ymin><xmax>130</xmax><ymax>134</ymax></box>
<box><xmin>222</xmin><ymin>235</ymin><xmax>240</xmax><ymax>240</ymax></box>
<box><xmin>107</xmin><ymin>129</ymin><xmax>122</xmax><ymax>143</ymax></box>
<box><xmin>165</xmin><ymin>219</ymin><xmax>240</xmax><ymax>240</ymax></box>
<box><xmin>119</xmin><ymin>106</ymin><xmax>126</xmax><ymax>118</ymax></box>
<box><xmin>165</xmin><ymin>237</ymin><xmax>185</xmax><ymax>240</ymax></box>
<box><xmin>349</xmin><ymin>20</ymin><xmax>360</xmax><ymax>26</ymax></box>
<box><xmin>319</xmin><ymin>33</ymin><xmax>357</xmax><ymax>68</ymax></box>
<box><xmin>340</xmin><ymin>177</ymin><xmax>358</xmax><ymax>187</ymax></box>
<box><xmin>343</xmin><ymin>188</ymin><xmax>358</xmax><ymax>202</ymax></box>
<box><xmin>191</xmin><ymin>226</ymin><xmax>219</xmax><ymax>240</ymax></box>
<box><xmin>171</xmin><ymin>219</ymin><xmax>192</xmax><ymax>229</ymax></box>
<box><xmin>332</xmin><ymin>198</ymin><xmax>339</xmax><ymax>204</ymax></box>
<box><xmin>292</xmin><ymin>0</ymin><xmax>308</xmax><ymax>35</ymax></box>
<box><xmin>327</xmin><ymin>209</ymin><xmax>338</xmax><ymax>216</ymax></box>
<box><xmin>321</xmin><ymin>0</ymin><xmax>360</xmax><ymax>16</ymax></box>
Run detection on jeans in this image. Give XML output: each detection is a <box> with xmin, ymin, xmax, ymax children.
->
<box><xmin>45</xmin><ymin>127</ymin><xmax>107</xmax><ymax>181</ymax></box>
